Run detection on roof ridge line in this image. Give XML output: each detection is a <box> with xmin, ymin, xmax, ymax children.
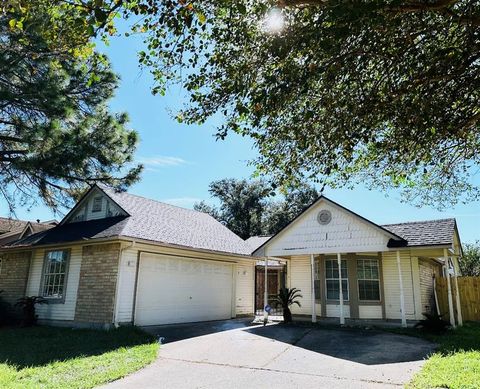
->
<box><xmin>104</xmin><ymin>187</ymin><xmax>208</xmax><ymax>215</ymax></box>
<box><xmin>382</xmin><ymin>217</ymin><xmax>455</xmax><ymax>226</ymax></box>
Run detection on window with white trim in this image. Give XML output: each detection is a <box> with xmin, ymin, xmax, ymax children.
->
<box><xmin>325</xmin><ymin>259</ymin><xmax>349</xmax><ymax>301</ymax></box>
<box><xmin>41</xmin><ymin>250</ymin><xmax>69</xmax><ymax>300</ymax></box>
<box><xmin>92</xmin><ymin>196</ymin><xmax>103</xmax><ymax>213</ymax></box>
<box><xmin>357</xmin><ymin>259</ymin><xmax>380</xmax><ymax>301</ymax></box>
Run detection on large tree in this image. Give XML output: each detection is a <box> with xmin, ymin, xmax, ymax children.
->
<box><xmin>194</xmin><ymin>178</ymin><xmax>319</xmax><ymax>239</ymax></box>
<box><xmin>1</xmin><ymin>2</ymin><xmax>141</xmax><ymax>211</ymax></box>
<box><xmin>5</xmin><ymin>1</ymin><xmax>480</xmax><ymax>209</ymax></box>
<box><xmin>128</xmin><ymin>0</ymin><xmax>479</xmax><ymax>209</ymax></box>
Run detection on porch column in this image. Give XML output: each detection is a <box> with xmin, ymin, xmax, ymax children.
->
<box><xmin>310</xmin><ymin>254</ymin><xmax>317</xmax><ymax>323</ymax></box>
<box><xmin>264</xmin><ymin>257</ymin><xmax>268</xmax><ymax>312</ymax></box>
<box><xmin>337</xmin><ymin>253</ymin><xmax>345</xmax><ymax>325</ymax></box>
<box><xmin>452</xmin><ymin>257</ymin><xmax>463</xmax><ymax>326</ymax></box>
<box><xmin>444</xmin><ymin>249</ymin><xmax>456</xmax><ymax>328</ymax></box>
<box><xmin>396</xmin><ymin>251</ymin><xmax>407</xmax><ymax>327</ymax></box>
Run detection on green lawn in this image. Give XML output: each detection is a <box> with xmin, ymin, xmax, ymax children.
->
<box><xmin>405</xmin><ymin>322</ymin><xmax>480</xmax><ymax>389</ymax></box>
<box><xmin>0</xmin><ymin>326</ymin><xmax>159</xmax><ymax>389</ymax></box>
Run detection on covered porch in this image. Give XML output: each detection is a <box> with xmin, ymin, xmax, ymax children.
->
<box><xmin>259</xmin><ymin>248</ymin><xmax>463</xmax><ymax>328</ymax></box>
<box><xmin>251</xmin><ymin>196</ymin><xmax>464</xmax><ymax>328</ymax></box>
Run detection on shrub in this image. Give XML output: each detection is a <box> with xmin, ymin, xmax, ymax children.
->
<box><xmin>414</xmin><ymin>311</ymin><xmax>450</xmax><ymax>333</ymax></box>
<box><xmin>15</xmin><ymin>296</ymin><xmax>48</xmax><ymax>327</ymax></box>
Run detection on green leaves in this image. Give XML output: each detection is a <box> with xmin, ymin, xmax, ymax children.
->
<box><xmin>0</xmin><ymin>3</ymin><xmax>141</xmax><ymax>211</ymax></box>
<box><xmin>124</xmin><ymin>0</ymin><xmax>479</xmax><ymax>208</ymax></box>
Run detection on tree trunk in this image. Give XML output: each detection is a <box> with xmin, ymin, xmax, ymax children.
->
<box><xmin>283</xmin><ymin>307</ymin><xmax>292</xmax><ymax>323</ymax></box>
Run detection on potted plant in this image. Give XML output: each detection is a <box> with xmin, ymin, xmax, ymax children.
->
<box><xmin>271</xmin><ymin>287</ymin><xmax>302</xmax><ymax>323</ymax></box>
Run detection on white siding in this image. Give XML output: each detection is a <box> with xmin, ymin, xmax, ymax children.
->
<box><xmin>115</xmin><ymin>247</ymin><xmax>138</xmax><ymax>323</ymax></box>
<box><xmin>326</xmin><ymin>304</ymin><xmax>351</xmax><ymax>318</ymax></box>
<box><xmin>66</xmin><ymin>187</ymin><xmax>126</xmax><ymax>223</ymax></box>
<box><xmin>382</xmin><ymin>251</ymin><xmax>417</xmax><ymax>320</ymax></box>
<box><xmin>359</xmin><ymin>305</ymin><xmax>383</xmax><ymax>319</ymax></box>
<box><xmin>288</xmin><ymin>256</ymin><xmax>312</xmax><ymax>315</ymax></box>
<box><xmin>26</xmin><ymin>246</ymin><xmax>83</xmax><ymax>321</ymax></box>
<box><xmin>235</xmin><ymin>260</ymin><xmax>255</xmax><ymax>315</ymax></box>
<box><xmin>264</xmin><ymin>200</ymin><xmax>391</xmax><ymax>257</ymax></box>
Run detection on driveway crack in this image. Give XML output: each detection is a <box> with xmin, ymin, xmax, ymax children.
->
<box><xmin>158</xmin><ymin>356</ymin><xmax>403</xmax><ymax>387</ymax></box>
<box><xmin>260</xmin><ymin>328</ymin><xmax>314</xmax><ymax>368</ymax></box>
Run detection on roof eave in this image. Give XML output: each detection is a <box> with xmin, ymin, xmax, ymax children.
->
<box><xmin>0</xmin><ymin>234</ymin><xmax>255</xmax><ymax>260</ymax></box>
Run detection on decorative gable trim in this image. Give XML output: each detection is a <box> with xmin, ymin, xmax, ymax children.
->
<box><xmin>253</xmin><ymin>195</ymin><xmax>406</xmax><ymax>256</ymax></box>
<box><xmin>60</xmin><ymin>185</ymin><xmax>130</xmax><ymax>225</ymax></box>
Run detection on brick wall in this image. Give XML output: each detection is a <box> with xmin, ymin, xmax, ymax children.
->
<box><xmin>74</xmin><ymin>243</ymin><xmax>120</xmax><ymax>324</ymax></box>
<box><xmin>0</xmin><ymin>251</ymin><xmax>32</xmax><ymax>304</ymax></box>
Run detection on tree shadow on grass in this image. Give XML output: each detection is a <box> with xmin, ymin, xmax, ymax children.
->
<box><xmin>0</xmin><ymin>325</ymin><xmax>156</xmax><ymax>369</ymax></box>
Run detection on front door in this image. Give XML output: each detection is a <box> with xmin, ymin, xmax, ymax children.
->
<box><xmin>255</xmin><ymin>266</ymin><xmax>286</xmax><ymax>314</ymax></box>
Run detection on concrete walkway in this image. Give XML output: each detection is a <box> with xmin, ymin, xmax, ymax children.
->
<box><xmin>104</xmin><ymin>319</ymin><xmax>436</xmax><ymax>389</ymax></box>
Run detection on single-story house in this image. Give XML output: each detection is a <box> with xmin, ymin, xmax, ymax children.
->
<box><xmin>0</xmin><ymin>185</ymin><xmax>463</xmax><ymax>328</ymax></box>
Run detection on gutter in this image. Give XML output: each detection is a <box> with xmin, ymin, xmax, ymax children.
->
<box><xmin>0</xmin><ymin>235</ymin><xmax>255</xmax><ymax>260</ymax></box>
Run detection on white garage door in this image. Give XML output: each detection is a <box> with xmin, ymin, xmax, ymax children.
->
<box><xmin>135</xmin><ymin>253</ymin><xmax>234</xmax><ymax>326</ymax></box>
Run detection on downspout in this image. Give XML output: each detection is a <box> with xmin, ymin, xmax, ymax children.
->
<box><xmin>113</xmin><ymin>240</ymin><xmax>136</xmax><ymax>327</ymax></box>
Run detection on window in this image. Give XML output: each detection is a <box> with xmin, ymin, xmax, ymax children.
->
<box><xmin>314</xmin><ymin>258</ymin><xmax>321</xmax><ymax>301</ymax></box>
<box><xmin>357</xmin><ymin>259</ymin><xmax>380</xmax><ymax>301</ymax></box>
<box><xmin>325</xmin><ymin>259</ymin><xmax>349</xmax><ymax>301</ymax></box>
<box><xmin>41</xmin><ymin>250</ymin><xmax>69</xmax><ymax>300</ymax></box>
<box><xmin>92</xmin><ymin>196</ymin><xmax>103</xmax><ymax>213</ymax></box>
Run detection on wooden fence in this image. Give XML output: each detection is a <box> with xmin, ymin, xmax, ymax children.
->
<box><xmin>436</xmin><ymin>276</ymin><xmax>480</xmax><ymax>322</ymax></box>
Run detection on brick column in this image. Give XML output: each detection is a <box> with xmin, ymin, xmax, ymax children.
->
<box><xmin>74</xmin><ymin>243</ymin><xmax>121</xmax><ymax>324</ymax></box>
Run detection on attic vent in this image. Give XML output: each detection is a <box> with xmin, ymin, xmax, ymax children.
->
<box><xmin>317</xmin><ymin>210</ymin><xmax>332</xmax><ymax>225</ymax></box>
<box><xmin>92</xmin><ymin>196</ymin><xmax>103</xmax><ymax>213</ymax></box>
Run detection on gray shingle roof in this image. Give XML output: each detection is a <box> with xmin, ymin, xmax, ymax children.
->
<box><xmin>103</xmin><ymin>189</ymin><xmax>252</xmax><ymax>255</ymax></box>
<box><xmin>6</xmin><ymin>187</ymin><xmax>252</xmax><ymax>256</ymax></box>
<box><xmin>381</xmin><ymin>218</ymin><xmax>456</xmax><ymax>247</ymax></box>
<box><xmin>0</xmin><ymin>217</ymin><xmax>28</xmax><ymax>234</ymax></box>
<box><xmin>245</xmin><ymin>235</ymin><xmax>272</xmax><ymax>253</ymax></box>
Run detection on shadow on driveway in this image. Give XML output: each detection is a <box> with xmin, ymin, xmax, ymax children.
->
<box><xmin>141</xmin><ymin>317</ymin><xmax>257</xmax><ymax>344</ymax></box>
<box><xmin>246</xmin><ymin>324</ymin><xmax>436</xmax><ymax>365</ymax></box>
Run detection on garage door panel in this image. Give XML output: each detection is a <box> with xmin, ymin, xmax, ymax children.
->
<box><xmin>135</xmin><ymin>254</ymin><xmax>233</xmax><ymax>326</ymax></box>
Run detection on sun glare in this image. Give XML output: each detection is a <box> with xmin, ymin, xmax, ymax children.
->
<box><xmin>263</xmin><ymin>8</ymin><xmax>285</xmax><ymax>34</ymax></box>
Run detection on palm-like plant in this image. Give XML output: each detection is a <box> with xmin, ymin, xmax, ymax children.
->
<box><xmin>271</xmin><ymin>287</ymin><xmax>302</xmax><ymax>323</ymax></box>
<box><xmin>15</xmin><ymin>296</ymin><xmax>48</xmax><ymax>327</ymax></box>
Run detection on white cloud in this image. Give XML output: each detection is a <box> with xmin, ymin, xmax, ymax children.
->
<box><xmin>138</xmin><ymin>156</ymin><xmax>188</xmax><ymax>167</ymax></box>
<box><xmin>161</xmin><ymin>197</ymin><xmax>202</xmax><ymax>208</ymax></box>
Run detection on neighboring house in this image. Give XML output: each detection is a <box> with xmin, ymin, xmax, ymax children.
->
<box><xmin>250</xmin><ymin>196</ymin><xmax>463</xmax><ymax>327</ymax></box>
<box><xmin>0</xmin><ymin>218</ymin><xmax>56</xmax><ymax>248</ymax></box>
<box><xmin>0</xmin><ymin>186</ymin><xmax>464</xmax><ymax>328</ymax></box>
<box><xmin>0</xmin><ymin>185</ymin><xmax>255</xmax><ymax>328</ymax></box>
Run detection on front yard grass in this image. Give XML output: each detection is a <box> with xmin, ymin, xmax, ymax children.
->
<box><xmin>404</xmin><ymin>322</ymin><xmax>480</xmax><ymax>389</ymax></box>
<box><xmin>0</xmin><ymin>325</ymin><xmax>159</xmax><ymax>389</ymax></box>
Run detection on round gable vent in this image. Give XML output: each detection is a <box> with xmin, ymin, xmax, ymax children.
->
<box><xmin>317</xmin><ymin>209</ymin><xmax>332</xmax><ymax>225</ymax></box>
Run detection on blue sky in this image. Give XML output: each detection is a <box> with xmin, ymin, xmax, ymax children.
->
<box><xmin>2</xmin><ymin>27</ymin><xmax>479</xmax><ymax>243</ymax></box>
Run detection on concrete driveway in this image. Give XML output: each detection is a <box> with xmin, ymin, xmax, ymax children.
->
<box><xmin>104</xmin><ymin>319</ymin><xmax>436</xmax><ymax>389</ymax></box>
